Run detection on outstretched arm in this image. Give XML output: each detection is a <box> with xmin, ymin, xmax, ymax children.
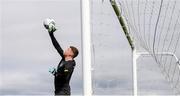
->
<box><xmin>49</xmin><ymin>32</ymin><xmax>64</xmax><ymax>58</ymax></box>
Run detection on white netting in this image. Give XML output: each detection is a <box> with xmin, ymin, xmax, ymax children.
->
<box><xmin>115</xmin><ymin>0</ymin><xmax>180</xmax><ymax>94</ymax></box>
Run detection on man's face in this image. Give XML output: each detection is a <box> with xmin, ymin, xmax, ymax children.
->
<box><xmin>64</xmin><ymin>47</ymin><xmax>74</xmax><ymax>57</ymax></box>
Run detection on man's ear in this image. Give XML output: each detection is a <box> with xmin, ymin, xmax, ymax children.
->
<box><xmin>71</xmin><ymin>54</ymin><xmax>74</xmax><ymax>58</ymax></box>
<box><xmin>71</xmin><ymin>50</ymin><xmax>74</xmax><ymax>58</ymax></box>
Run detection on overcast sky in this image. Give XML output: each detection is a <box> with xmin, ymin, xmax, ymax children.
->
<box><xmin>0</xmin><ymin>0</ymin><xmax>178</xmax><ymax>95</ymax></box>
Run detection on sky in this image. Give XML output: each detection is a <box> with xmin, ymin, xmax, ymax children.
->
<box><xmin>0</xmin><ymin>0</ymin><xmax>178</xmax><ymax>95</ymax></box>
<box><xmin>1</xmin><ymin>0</ymin><xmax>82</xmax><ymax>95</ymax></box>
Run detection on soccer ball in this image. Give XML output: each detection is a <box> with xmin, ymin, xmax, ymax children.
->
<box><xmin>43</xmin><ymin>18</ymin><xmax>56</xmax><ymax>32</ymax></box>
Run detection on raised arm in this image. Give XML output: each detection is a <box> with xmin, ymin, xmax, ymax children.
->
<box><xmin>49</xmin><ymin>32</ymin><xmax>64</xmax><ymax>58</ymax></box>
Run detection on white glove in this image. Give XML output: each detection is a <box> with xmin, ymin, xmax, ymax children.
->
<box><xmin>48</xmin><ymin>67</ymin><xmax>56</xmax><ymax>75</ymax></box>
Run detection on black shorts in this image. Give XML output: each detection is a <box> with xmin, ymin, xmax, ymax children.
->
<box><xmin>55</xmin><ymin>86</ymin><xmax>71</xmax><ymax>96</ymax></box>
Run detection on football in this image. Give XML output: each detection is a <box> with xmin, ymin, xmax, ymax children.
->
<box><xmin>43</xmin><ymin>18</ymin><xmax>56</xmax><ymax>30</ymax></box>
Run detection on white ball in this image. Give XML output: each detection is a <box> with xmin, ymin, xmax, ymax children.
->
<box><xmin>43</xmin><ymin>18</ymin><xmax>55</xmax><ymax>29</ymax></box>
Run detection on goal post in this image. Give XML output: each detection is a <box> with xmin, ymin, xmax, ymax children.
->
<box><xmin>81</xmin><ymin>0</ymin><xmax>92</xmax><ymax>95</ymax></box>
<box><xmin>110</xmin><ymin>0</ymin><xmax>138</xmax><ymax>95</ymax></box>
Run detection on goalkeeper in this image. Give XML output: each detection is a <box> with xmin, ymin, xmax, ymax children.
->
<box><xmin>45</xmin><ymin>20</ymin><xmax>79</xmax><ymax>95</ymax></box>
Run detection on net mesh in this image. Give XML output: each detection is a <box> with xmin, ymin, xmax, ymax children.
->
<box><xmin>116</xmin><ymin>0</ymin><xmax>180</xmax><ymax>94</ymax></box>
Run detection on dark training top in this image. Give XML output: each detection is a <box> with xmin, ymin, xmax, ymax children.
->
<box><xmin>49</xmin><ymin>33</ymin><xmax>76</xmax><ymax>95</ymax></box>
